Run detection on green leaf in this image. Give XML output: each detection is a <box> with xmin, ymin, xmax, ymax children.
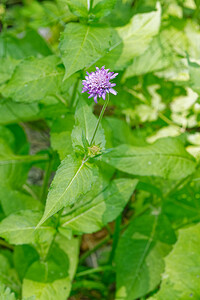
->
<box><xmin>14</xmin><ymin>245</ymin><xmax>39</xmax><ymax>281</ymax></box>
<box><xmin>116</xmin><ymin>212</ymin><xmax>176</xmax><ymax>300</ymax></box>
<box><xmin>102</xmin><ymin>117</ymin><xmax>141</xmax><ymax>147</ymax></box>
<box><xmin>37</xmin><ymin>154</ymin><xmax>99</xmax><ymax>227</ymax></box>
<box><xmin>22</xmin><ymin>235</ymin><xmax>79</xmax><ymax>300</ymax></box>
<box><xmin>0</xmin><ymin>99</ymin><xmax>69</xmax><ymax>125</ymax></box>
<box><xmin>149</xmin><ymin>222</ymin><xmax>200</xmax><ymax>300</ymax></box>
<box><xmin>97</xmin><ymin>3</ymin><xmax>161</xmax><ymax>70</ymax></box>
<box><xmin>0</xmin><ymin>210</ymin><xmax>55</xmax><ymax>245</ymax></box>
<box><xmin>91</xmin><ymin>0</ymin><xmax>117</xmax><ymax>19</ymax></box>
<box><xmin>66</xmin><ymin>0</ymin><xmax>88</xmax><ymax>18</ymax></box>
<box><xmin>1</xmin><ymin>56</ymin><xmax>64</xmax><ymax>103</ymax></box>
<box><xmin>0</xmin><ymin>30</ymin><xmax>52</xmax><ymax>59</ymax></box>
<box><xmin>0</xmin><ymin>186</ymin><xmax>43</xmax><ymax>216</ymax></box>
<box><xmin>102</xmin><ymin>138</ymin><xmax>196</xmax><ymax>180</ymax></box>
<box><xmin>50</xmin><ymin>113</ymin><xmax>75</xmax><ymax>160</ymax></box>
<box><xmin>0</xmin><ymin>57</ymin><xmax>20</xmax><ymax>85</ymax></box>
<box><xmin>55</xmin><ymin>234</ymin><xmax>80</xmax><ymax>280</ymax></box>
<box><xmin>163</xmin><ymin>169</ymin><xmax>200</xmax><ymax>228</ymax></box>
<box><xmin>0</xmin><ymin>138</ymin><xmax>48</xmax><ymax>188</ymax></box>
<box><xmin>59</xmin><ymin>23</ymin><xmax>118</xmax><ymax>79</ymax></box>
<box><xmin>72</xmin><ymin>100</ymin><xmax>105</xmax><ymax>149</ymax></box>
<box><xmin>61</xmin><ymin>178</ymin><xmax>138</xmax><ymax>234</ymax></box>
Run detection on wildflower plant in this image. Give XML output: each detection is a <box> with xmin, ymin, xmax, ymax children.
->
<box><xmin>0</xmin><ymin>1</ymin><xmax>200</xmax><ymax>300</ymax></box>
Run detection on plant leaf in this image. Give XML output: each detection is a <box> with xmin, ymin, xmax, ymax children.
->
<box><xmin>37</xmin><ymin>155</ymin><xmax>99</xmax><ymax>227</ymax></box>
<box><xmin>22</xmin><ymin>235</ymin><xmax>79</xmax><ymax>300</ymax></box>
<box><xmin>61</xmin><ymin>178</ymin><xmax>138</xmax><ymax>233</ymax></box>
<box><xmin>102</xmin><ymin>138</ymin><xmax>196</xmax><ymax>180</ymax></box>
<box><xmin>116</xmin><ymin>212</ymin><xmax>176</xmax><ymax>300</ymax></box>
<box><xmin>71</xmin><ymin>100</ymin><xmax>105</xmax><ymax>149</ymax></box>
<box><xmin>1</xmin><ymin>56</ymin><xmax>64</xmax><ymax>103</ymax></box>
<box><xmin>149</xmin><ymin>222</ymin><xmax>200</xmax><ymax>299</ymax></box>
<box><xmin>60</xmin><ymin>23</ymin><xmax>118</xmax><ymax>79</ymax></box>
<box><xmin>0</xmin><ymin>210</ymin><xmax>55</xmax><ymax>245</ymax></box>
<box><xmin>97</xmin><ymin>3</ymin><xmax>161</xmax><ymax>70</ymax></box>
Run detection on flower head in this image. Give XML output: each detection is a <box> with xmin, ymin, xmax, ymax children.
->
<box><xmin>82</xmin><ymin>66</ymin><xmax>118</xmax><ymax>103</ymax></box>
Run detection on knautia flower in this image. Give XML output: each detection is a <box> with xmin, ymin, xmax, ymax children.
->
<box><xmin>82</xmin><ymin>66</ymin><xmax>118</xmax><ymax>103</ymax></box>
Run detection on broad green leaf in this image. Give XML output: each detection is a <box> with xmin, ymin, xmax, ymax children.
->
<box><xmin>66</xmin><ymin>0</ymin><xmax>88</xmax><ymax>18</ymax></box>
<box><xmin>37</xmin><ymin>154</ymin><xmax>99</xmax><ymax>227</ymax></box>
<box><xmin>71</xmin><ymin>100</ymin><xmax>105</xmax><ymax>149</ymax></box>
<box><xmin>22</xmin><ymin>235</ymin><xmax>79</xmax><ymax>300</ymax></box>
<box><xmin>0</xmin><ymin>58</ymin><xmax>20</xmax><ymax>85</ymax></box>
<box><xmin>61</xmin><ymin>178</ymin><xmax>138</xmax><ymax>233</ymax></box>
<box><xmin>163</xmin><ymin>169</ymin><xmax>200</xmax><ymax>228</ymax></box>
<box><xmin>116</xmin><ymin>212</ymin><xmax>176</xmax><ymax>300</ymax></box>
<box><xmin>102</xmin><ymin>117</ymin><xmax>142</xmax><ymax>147</ymax></box>
<box><xmin>59</xmin><ymin>23</ymin><xmax>118</xmax><ymax>79</ymax></box>
<box><xmin>1</xmin><ymin>56</ymin><xmax>64</xmax><ymax>103</ymax></box>
<box><xmin>102</xmin><ymin>138</ymin><xmax>196</xmax><ymax>180</ymax></box>
<box><xmin>0</xmin><ymin>187</ymin><xmax>42</xmax><ymax>216</ymax></box>
<box><xmin>0</xmin><ymin>100</ymin><xmax>40</xmax><ymax>125</ymax></box>
<box><xmin>0</xmin><ymin>210</ymin><xmax>55</xmax><ymax>245</ymax></box>
<box><xmin>0</xmin><ymin>138</ymin><xmax>48</xmax><ymax>188</ymax></box>
<box><xmin>14</xmin><ymin>245</ymin><xmax>39</xmax><ymax>281</ymax></box>
<box><xmin>55</xmin><ymin>234</ymin><xmax>80</xmax><ymax>280</ymax></box>
<box><xmin>92</xmin><ymin>0</ymin><xmax>117</xmax><ymax>18</ymax></box>
<box><xmin>149</xmin><ymin>222</ymin><xmax>200</xmax><ymax>300</ymax></box>
<box><xmin>0</xmin><ymin>99</ymin><xmax>69</xmax><ymax>125</ymax></box>
<box><xmin>97</xmin><ymin>3</ymin><xmax>161</xmax><ymax>70</ymax></box>
<box><xmin>50</xmin><ymin>113</ymin><xmax>74</xmax><ymax>160</ymax></box>
<box><xmin>0</xmin><ymin>30</ymin><xmax>52</xmax><ymax>59</ymax></box>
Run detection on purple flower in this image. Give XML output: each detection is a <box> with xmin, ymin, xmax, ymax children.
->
<box><xmin>82</xmin><ymin>66</ymin><xmax>118</xmax><ymax>103</ymax></box>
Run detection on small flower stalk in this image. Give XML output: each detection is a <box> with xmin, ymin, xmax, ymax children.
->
<box><xmin>82</xmin><ymin>66</ymin><xmax>118</xmax><ymax>103</ymax></box>
<box><xmin>82</xmin><ymin>66</ymin><xmax>118</xmax><ymax>147</ymax></box>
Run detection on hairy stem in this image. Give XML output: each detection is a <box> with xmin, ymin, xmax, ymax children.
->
<box><xmin>76</xmin><ymin>266</ymin><xmax>113</xmax><ymax>277</ymax></box>
<box><xmin>90</xmin><ymin>94</ymin><xmax>109</xmax><ymax>146</ymax></box>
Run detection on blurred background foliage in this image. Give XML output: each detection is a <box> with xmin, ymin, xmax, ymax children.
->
<box><xmin>0</xmin><ymin>0</ymin><xmax>200</xmax><ymax>299</ymax></box>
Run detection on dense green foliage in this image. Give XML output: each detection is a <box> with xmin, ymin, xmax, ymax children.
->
<box><xmin>0</xmin><ymin>0</ymin><xmax>200</xmax><ymax>299</ymax></box>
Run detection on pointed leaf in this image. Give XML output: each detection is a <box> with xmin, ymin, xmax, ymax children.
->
<box><xmin>116</xmin><ymin>213</ymin><xmax>176</xmax><ymax>300</ymax></box>
<box><xmin>0</xmin><ymin>211</ymin><xmax>55</xmax><ymax>245</ymax></box>
<box><xmin>102</xmin><ymin>138</ymin><xmax>196</xmax><ymax>180</ymax></box>
<box><xmin>38</xmin><ymin>155</ymin><xmax>98</xmax><ymax>226</ymax></box>
<box><xmin>1</xmin><ymin>56</ymin><xmax>64</xmax><ymax>103</ymax></box>
<box><xmin>60</xmin><ymin>23</ymin><xmax>118</xmax><ymax>79</ymax></box>
<box><xmin>150</xmin><ymin>222</ymin><xmax>200</xmax><ymax>300</ymax></box>
<box><xmin>61</xmin><ymin>178</ymin><xmax>138</xmax><ymax>233</ymax></box>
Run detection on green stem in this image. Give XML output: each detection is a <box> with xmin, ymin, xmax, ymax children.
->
<box><xmin>90</xmin><ymin>94</ymin><xmax>109</xmax><ymax>146</ymax></box>
<box><xmin>108</xmin><ymin>215</ymin><xmax>122</xmax><ymax>264</ymax></box>
<box><xmin>0</xmin><ymin>239</ymin><xmax>14</xmax><ymax>250</ymax></box>
<box><xmin>89</xmin><ymin>0</ymin><xmax>94</xmax><ymax>11</ymax></box>
<box><xmin>55</xmin><ymin>94</ymin><xmax>68</xmax><ymax>107</ymax></box>
<box><xmin>76</xmin><ymin>266</ymin><xmax>113</xmax><ymax>278</ymax></box>
<box><xmin>79</xmin><ymin>235</ymin><xmax>110</xmax><ymax>264</ymax></box>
